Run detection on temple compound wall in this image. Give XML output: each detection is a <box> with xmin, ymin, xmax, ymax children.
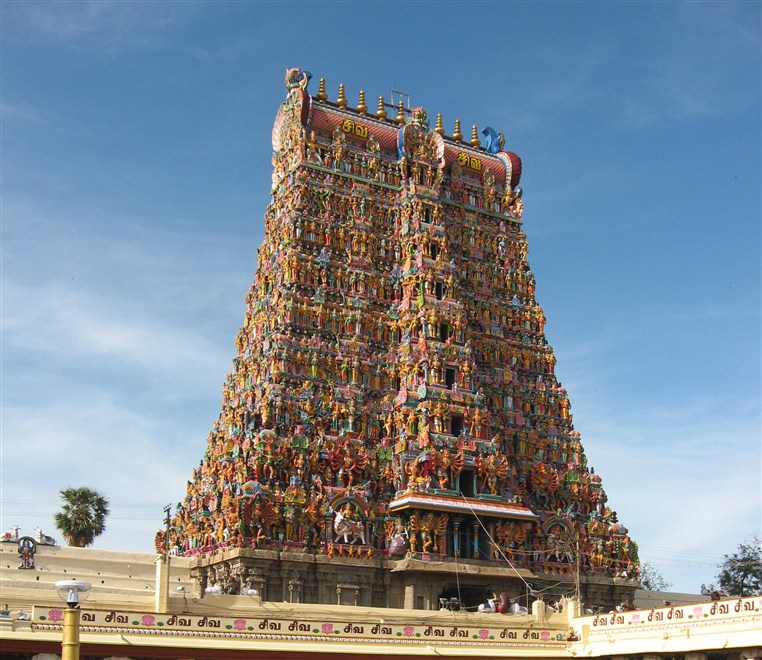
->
<box><xmin>2</xmin><ymin>532</ymin><xmax>758</xmax><ymax>659</ymax></box>
<box><xmin>162</xmin><ymin>68</ymin><xmax>640</xmax><ymax>611</ymax></box>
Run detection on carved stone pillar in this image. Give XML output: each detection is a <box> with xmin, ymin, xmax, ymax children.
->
<box><xmin>247</xmin><ymin>568</ymin><xmax>266</xmax><ymax>602</ymax></box>
<box><xmin>404</xmin><ymin>582</ymin><xmax>416</xmax><ymax>609</ymax></box>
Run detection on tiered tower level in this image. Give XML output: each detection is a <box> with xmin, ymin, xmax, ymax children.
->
<box><xmin>162</xmin><ymin>69</ymin><xmax>639</xmax><ymax>608</ymax></box>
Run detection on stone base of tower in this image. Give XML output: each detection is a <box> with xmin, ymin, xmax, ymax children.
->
<box><xmin>190</xmin><ymin>548</ymin><xmax>637</xmax><ymax>612</ymax></box>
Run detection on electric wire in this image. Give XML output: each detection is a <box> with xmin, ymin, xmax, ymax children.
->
<box><xmin>456</xmin><ymin>492</ymin><xmax>534</xmax><ymax>593</ymax></box>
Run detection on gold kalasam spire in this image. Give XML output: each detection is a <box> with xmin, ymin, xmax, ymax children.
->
<box><xmin>316</xmin><ymin>78</ymin><xmax>328</xmax><ymax>102</ymax></box>
<box><xmin>376</xmin><ymin>96</ymin><xmax>387</xmax><ymax>120</ymax></box>
<box><xmin>453</xmin><ymin>119</ymin><xmax>463</xmax><ymax>142</ymax></box>
<box><xmin>395</xmin><ymin>101</ymin><xmax>405</xmax><ymax>126</ymax></box>
<box><xmin>470</xmin><ymin>124</ymin><xmax>480</xmax><ymax>147</ymax></box>
<box><xmin>434</xmin><ymin>113</ymin><xmax>444</xmax><ymax>135</ymax></box>
<box><xmin>337</xmin><ymin>83</ymin><xmax>348</xmax><ymax>109</ymax></box>
<box><xmin>357</xmin><ymin>90</ymin><xmax>368</xmax><ymax>116</ymax></box>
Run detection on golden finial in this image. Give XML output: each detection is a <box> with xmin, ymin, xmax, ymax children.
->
<box><xmin>337</xmin><ymin>83</ymin><xmax>348</xmax><ymax>109</ymax></box>
<box><xmin>316</xmin><ymin>78</ymin><xmax>327</xmax><ymax>102</ymax></box>
<box><xmin>376</xmin><ymin>96</ymin><xmax>387</xmax><ymax>120</ymax></box>
<box><xmin>470</xmin><ymin>124</ymin><xmax>480</xmax><ymax>148</ymax></box>
<box><xmin>357</xmin><ymin>90</ymin><xmax>368</xmax><ymax>116</ymax></box>
<box><xmin>395</xmin><ymin>100</ymin><xmax>405</xmax><ymax>126</ymax></box>
<box><xmin>434</xmin><ymin>113</ymin><xmax>444</xmax><ymax>135</ymax></box>
<box><xmin>453</xmin><ymin>119</ymin><xmax>462</xmax><ymax>142</ymax></box>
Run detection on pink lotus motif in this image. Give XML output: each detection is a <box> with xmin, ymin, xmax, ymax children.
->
<box><xmin>540</xmin><ymin>630</ymin><xmax>551</xmax><ymax>641</ymax></box>
<box><xmin>321</xmin><ymin>623</ymin><xmax>334</xmax><ymax>634</ymax></box>
<box><xmin>403</xmin><ymin>625</ymin><xmax>415</xmax><ymax>637</ymax></box>
<box><xmin>693</xmin><ymin>607</ymin><xmax>703</xmax><ymax>618</ymax></box>
<box><xmin>48</xmin><ymin>609</ymin><xmax>63</xmax><ymax>622</ymax></box>
<box><xmin>479</xmin><ymin>628</ymin><xmax>490</xmax><ymax>639</ymax></box>
<box><xmin>631</xmin><ymin>614</ymin><xmax>641</xmax><ymax>624</ymax></box>
<box><xmin>141</xmin><ymin>615</ymin><xmax>155</xmax><ymax>626</ymax></box>
<box><xmin>233</xmin><ymin>619</ymin><xmax>247</xmax><ymax>630</ymax></box>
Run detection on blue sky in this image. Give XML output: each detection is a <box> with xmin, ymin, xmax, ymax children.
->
<box><xmin>2</xmin><ymin>1</ymin><xmax>759</xmax><ymax>595</ymax></box>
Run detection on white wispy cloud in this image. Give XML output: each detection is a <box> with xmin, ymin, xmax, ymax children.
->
<box><xmin>0</xmin><ymin>101</ymin><xmax>54</xmax><ymax>128</ymax></box>
<box><xmin>3</xmin><ymin>1</ymin><xmax>183</xmax><ymax>52</ymax></box>
<box><xmin>573</xmin><ymin>390</ymin><xmax>760</xmax><ymax>587</ymax></box>
<box><xmin>1</xmin><ymin>393</ymin><xmax>203</xmax><ymax>550</ymax></box>
<box><xmin>3</xmin><ymin>281</ymin><xmax>229</xmax><ymax>377</ymax></box>
<box><xmin>1</xmin><ymin>204</ymin><xmax>244</xmax><ymax>550</ymax></box>
<box><xmin>3</xmin><ymin>1</ymin><xmax>253</xmax><ymax>61</ymax></box>
<box><xmin>616</xmin><ymin>6</ymin><xmax>760</xmax><ymax>127</ymax></box>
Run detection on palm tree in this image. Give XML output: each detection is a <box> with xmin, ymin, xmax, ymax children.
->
<box><xmin>54</xmin><ymin>487</ymin><xmax>110</xmax><ymax>547</ymax></box>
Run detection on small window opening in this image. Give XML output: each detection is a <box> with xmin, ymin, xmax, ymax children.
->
<box><xmin>459</xmin><ymin>469</ymin><xmax>475</xmax><ymax>497</ymax></box>
<box><xmin>450</xmin><ymin>414</ymin><xmax>464</xmax><ymax>436</ymax></box>
<box><xmin>444</xmin><ymin>368</ymin><xmax>456</xmax><ymax>389</ymax></box>
<box><xmin>435</xmin><ymin>281</ymin><xmax>444</xmax><ymax>300</ymax></box>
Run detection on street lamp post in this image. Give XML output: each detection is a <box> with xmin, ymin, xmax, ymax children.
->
<box><xmin>55</xmin><ymin>580</ymin><xmax>91</xmax><ymax>660</ymax></box>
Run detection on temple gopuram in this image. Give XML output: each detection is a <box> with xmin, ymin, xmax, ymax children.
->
<box><xmin>159</xmin><ymin>68</ymin><xmax>640</xmax><ymax>611</ymax></box>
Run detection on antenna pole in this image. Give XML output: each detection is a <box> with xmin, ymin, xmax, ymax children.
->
<box><xmin>575</xmin><ymin>527</ymin><xmax>581</xmax><ymax>602</ymax></box>
<box><xmin>155</xmin><ymin>503</ymin><xmax>173</xmax><ymax>614</ymax></box>
<box><xmin>163</xmin><ymin>504</ymin><xmax>172</xmax><ymax>564</ymax></box>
